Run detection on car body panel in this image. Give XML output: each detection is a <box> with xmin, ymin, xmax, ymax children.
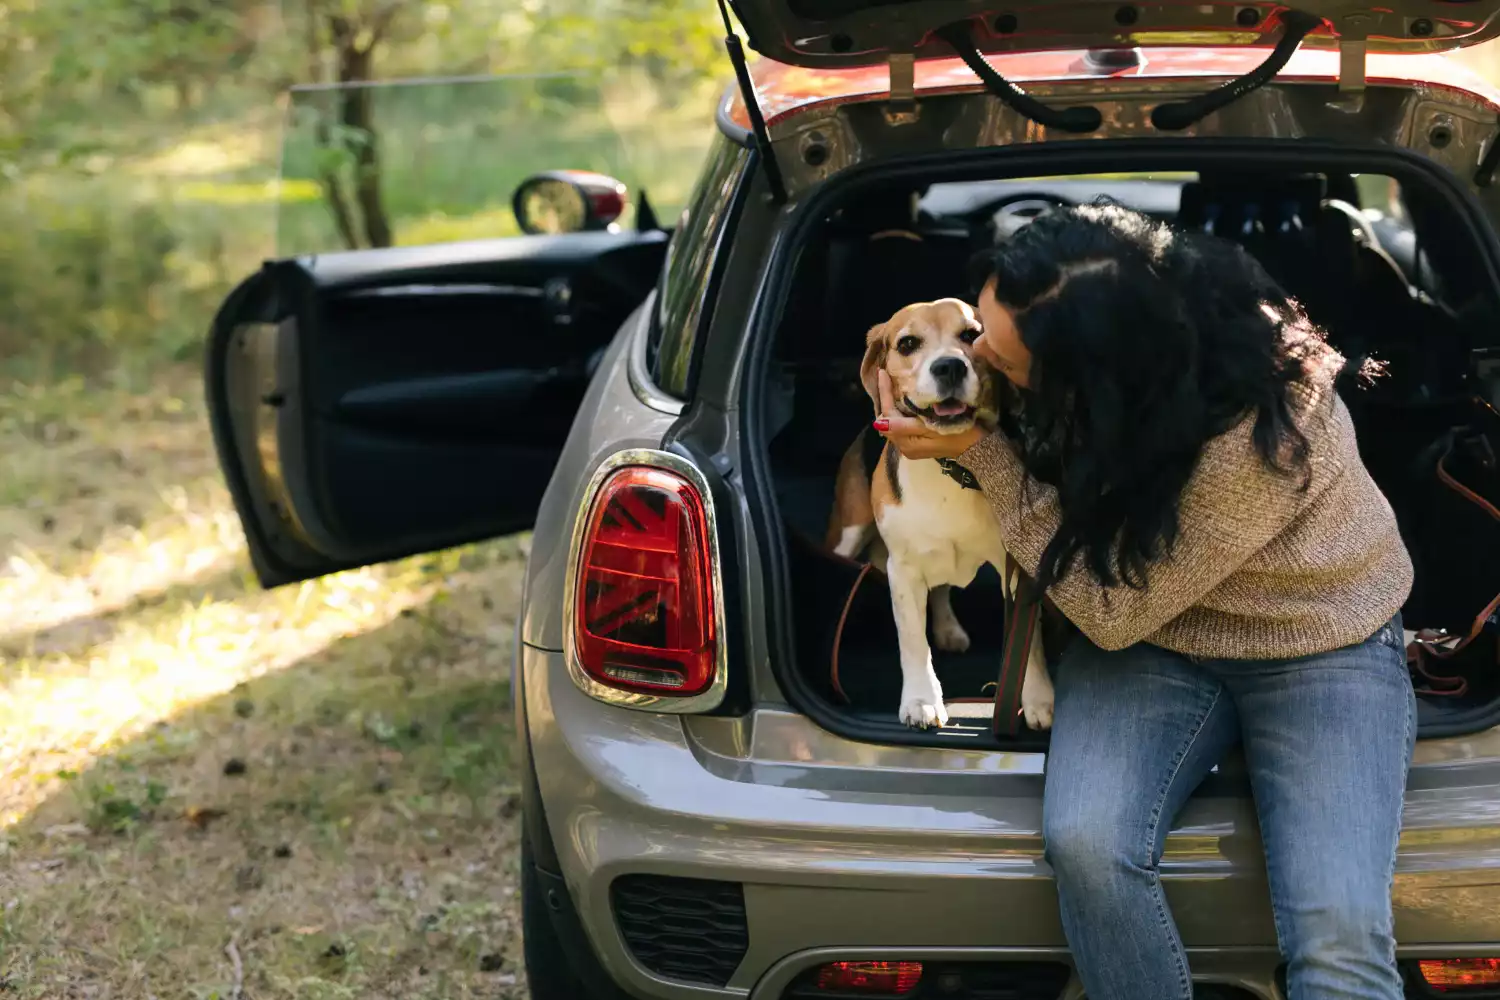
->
<box><xmin>724</xmin><ymin>47</ymin><xmax>1500</xmax><ymax>129</ymax></box>
<box><xmin>720</xmin><ymin>49</ymin><xmax>1500</xmax><ymax>217</ymax></box>
<box><xmin>727</xmin><ymin>0</ymin><xmax>1500</xmax><ymax>69</ymax></box>
<box><xmin>521</xmin><ymin>640</ymin><xmax>1500</xmax><ymax>998</ymax></box>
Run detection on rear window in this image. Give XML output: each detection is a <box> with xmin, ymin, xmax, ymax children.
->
<box><xmin>648</xmin><ymin>134</ymin><xmax>751</xmax><ymax>398</ymax></box>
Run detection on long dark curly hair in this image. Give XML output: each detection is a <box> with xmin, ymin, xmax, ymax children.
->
<box><xmin>969</xmin><ymin>199</ymin><xmax>1361</xmax><ymax>592</ymax></box>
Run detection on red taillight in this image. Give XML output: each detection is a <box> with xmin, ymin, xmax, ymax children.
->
<box><xmin>586</xmin><ymin>187</ymin><xmax>625</xmax><ymax>225</ymax></box>
<box><xmin>574</xmin><ymin>466</ymin><xmax>716</xmax><ymax>696</ymax></box>
<box><xmin>815</xmin><ymin>961</ymin><xmax>923</xmax><ymax>994</ymax></box>
<box><xmin>1418</xmin><ymin>958</ymin><xmax>1500</xmax><ymax>992</ymax></box>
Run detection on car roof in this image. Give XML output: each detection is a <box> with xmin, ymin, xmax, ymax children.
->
<box><xmin>723</xmin><ymin>47</ymin><xmax>1500</xmax><ymax>133</ymax></box>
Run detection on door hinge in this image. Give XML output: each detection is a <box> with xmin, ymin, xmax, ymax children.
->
<box><xmin>885</xmin><ymin>52</ymin><xmax>920</xmax><ymax>125</ymax></box>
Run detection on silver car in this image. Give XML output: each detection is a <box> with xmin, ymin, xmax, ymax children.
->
<box><xmin>207</xmin><ymin>1</ymin><xmax>1500</xmax><ymax>997</ymax></box>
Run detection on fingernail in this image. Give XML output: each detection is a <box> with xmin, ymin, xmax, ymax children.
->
<box><xmin>872</xmin><ymin>419</ymin><xmax>890</xmax><ymax>433</ymax></box>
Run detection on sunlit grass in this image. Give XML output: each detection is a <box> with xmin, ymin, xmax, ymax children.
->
<box><xmin>177</xmin><ymin>178</ymin><xmax>323</xmax><ymax>205</ymax></box>
<box><xmin>0</xmin><ymin>371</ymin><xmax>531</xmax><ymax>998</ymax></box>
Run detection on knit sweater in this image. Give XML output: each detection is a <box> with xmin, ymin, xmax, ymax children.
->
<box><xmin>959</xmin><ymin>381</ymin><xmax>1413</xmax><ymax>659</ymax></box>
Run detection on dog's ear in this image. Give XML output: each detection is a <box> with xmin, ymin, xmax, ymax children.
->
<box><xmin>859</xmin><ymin>322</ymin><xmax>889</xmax><ymax>414</ymax></box>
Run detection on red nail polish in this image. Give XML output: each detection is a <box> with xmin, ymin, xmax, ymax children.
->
<box><xmin>873</xmin><ymin>418</ymin><xmax>890</xmax><ymax>433</ymax></box>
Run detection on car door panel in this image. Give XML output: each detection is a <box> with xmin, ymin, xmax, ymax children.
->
<box><xmin>207</xmin><ymin>231</ymin><xmax>668</xmax><ymax>588</ymax></box>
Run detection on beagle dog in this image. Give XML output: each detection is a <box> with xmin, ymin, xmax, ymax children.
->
<box><xmin>825</xmin><ymin>299</ymin><xmax>1055</xmax><ymax>731</ymax></box>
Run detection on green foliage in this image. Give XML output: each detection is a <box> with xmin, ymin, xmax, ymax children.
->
<box><xmin>0</xmin><ymin>175</ymin><xmax>249</xmax><ymax>376</ymax></box>
<box><xmin>55</xmin><ymin>767</ymin><xmax>170</xmax><ymax>834</ymax></box>
<box><xmin>2</xmin><ymin>0</ymin><xmax>727</xmax><ymax>376</ymax></box>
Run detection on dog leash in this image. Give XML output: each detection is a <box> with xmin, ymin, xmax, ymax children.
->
<box><xmin>990</xmin><ymin>554</ymin><xmax>1040</xmax><ymax>738</ymax></box>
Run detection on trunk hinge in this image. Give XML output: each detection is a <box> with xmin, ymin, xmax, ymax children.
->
<box><xmin>1151</xmin><ymin>9</ymin><xmax>1322</xmax><ymax>130</ymax></box>
<box><xmin>1338</xmin><ymin>14</ymin><xmax>1369</xmax><ymax>93</ymax></box>
<box><xmin>937</xmin><ymin>21</ymin><xmax>1102</xmax><ymax>133</ymax></box>
<box><xmin>716</xmin><ymin>0</ymin><xmax>787</xmax><ymax>204</ymax></box>
<box><xmin>885</xmin><ymin>52</ymin><xmax>920</xmax><ymax>125</ymax></box>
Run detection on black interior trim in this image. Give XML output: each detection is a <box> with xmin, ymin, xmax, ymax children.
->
<box><xmin>736</xmin><ymin>137</ymin><xmax>1500</xmax><ymax>750</ymax></box>
<box><xmin>337</xmin><ymin>370</ymin><xmax>555</xmax><ymax>431</ymax></box>
<box><xmin>667</xmin><ymin>421</ymin><xmax>753</xmax><ymax>717</ymax></box>
<box><xmin>341</xmin><ymin>282</ymin><xmax>543</xmax><ymax>300</ymax></box>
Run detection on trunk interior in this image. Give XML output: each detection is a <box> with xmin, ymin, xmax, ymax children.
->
<box><xmin>760</xmin><ymin>160</ymin><xmax>1500</xmax><ymax>749</ymax></box>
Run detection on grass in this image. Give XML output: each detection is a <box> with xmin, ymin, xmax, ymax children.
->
<box><xmin>0</xmin><ymin>367</ymin><xmax>534</xmax><ymax>998</ymax></box>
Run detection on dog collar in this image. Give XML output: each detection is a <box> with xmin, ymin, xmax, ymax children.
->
<box><xmin>936</xmin><ymin>458</ymin><xmax>981</xmax><ymax>491</ymax></box>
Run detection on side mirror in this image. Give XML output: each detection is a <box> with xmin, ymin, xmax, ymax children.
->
<box><xmin>512</xmin><ymin>170</ymin><xmax>627</xmax><ymax>235</ymax></box>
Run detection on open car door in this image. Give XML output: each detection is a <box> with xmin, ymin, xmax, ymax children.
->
<box><xmin>208</xmin><ymin>229</ymin><xmax>668</xmax><ymax>588</ymax></box>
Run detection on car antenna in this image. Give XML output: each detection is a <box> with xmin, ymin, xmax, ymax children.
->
<box><xmin>1150</xmin><ymin>9</ymin><xmax>1322</xmax><ymax>130</ymax></box>
<box><xmin>935</xmin><ymin>21</ymin><xmax>1102</xmax><ymax>134</ymax></box>
<box><xmin>716</xmin><ymin>0</ymin><xmax>788</xmax><ymax>204</ymax></box>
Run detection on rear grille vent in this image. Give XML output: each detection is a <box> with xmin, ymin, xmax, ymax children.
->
<box><xmin>785</xmin><ymin>960</ymin><xmax>1071</xmax><ymax>999</ymax></box>
<box><xmin>610</xmin><ymin>874</ymin><xmax>749</xmax><ymax>987</ymax></box>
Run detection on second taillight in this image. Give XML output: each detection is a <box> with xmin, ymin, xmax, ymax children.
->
<box><xmin>1417</xmin><ymin>957</ymin><xmax>1500</xmax><ymax>993</ymax></box>
<box><xmin>573</xmin><ymin>465</ymin><xmax>716</xmax><ymax>697</ymax></box>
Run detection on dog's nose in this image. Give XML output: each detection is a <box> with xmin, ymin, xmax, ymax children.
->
<box><xmin>930</xmin><ymin>356</ymin><xmax>969</xmax><ymax>390</ymax></box>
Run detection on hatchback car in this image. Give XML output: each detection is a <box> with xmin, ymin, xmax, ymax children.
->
<box><xmin>205</xmin><ymin>1</ymin><xmax>1500</xmax><ymax>997</ymax></box>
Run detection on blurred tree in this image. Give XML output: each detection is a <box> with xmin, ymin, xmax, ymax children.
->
<box><xmin>298</xmin><ymin>0</ymin><xmax>412</xmax><ymax>248</ymax></box>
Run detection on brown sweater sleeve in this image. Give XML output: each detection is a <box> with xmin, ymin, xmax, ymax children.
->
<box><xmin>959</xmin><ymin>406</ymin><xmax>1334</xmax><ymax>650</ymax></box>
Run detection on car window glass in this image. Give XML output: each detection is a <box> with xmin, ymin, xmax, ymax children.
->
<box><xmin>650</xmin><ymin>134</ymin><xmax>749</xmax><ymax>397</ymax></box>
<box><xmin>274</xmin><ymin>74</ymin><xmax>711</xmax><ymax>256</ymax></box>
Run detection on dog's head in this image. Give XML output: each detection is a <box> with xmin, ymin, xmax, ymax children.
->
<box><xmin>859</xmin><ymin>298</ymin><xmax>999</xmax><ymax>435</ymax></box>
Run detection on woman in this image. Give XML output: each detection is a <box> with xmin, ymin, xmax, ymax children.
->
<box><xmin>875</xmin><ymin>201</ymin><xmax>1415</xmax><ymax>1000</ymax></box>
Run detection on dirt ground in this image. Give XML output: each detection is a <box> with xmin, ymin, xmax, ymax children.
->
<box><xmin>0</xmin><ymin>367</ymin><xmax>531</xmax><ymax>998</ymax></box>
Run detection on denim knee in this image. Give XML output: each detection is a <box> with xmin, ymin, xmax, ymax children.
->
<box><xmin>1043</xmin><ymin>798</ymin><xmax>1152</xmax><ymax>890</ymax></box>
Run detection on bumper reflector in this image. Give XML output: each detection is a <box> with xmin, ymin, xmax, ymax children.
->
<box><xmin>1418</xmin><ymin>958</ymin><xmax>1500</xmax><ymax>992</ymax></box>
<box><xmin>815</xmin><ymin>961</ymin><xmax>923</xmax><ymax>994</ymax></box>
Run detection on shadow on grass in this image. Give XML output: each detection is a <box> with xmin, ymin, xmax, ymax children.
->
<box><xmin>0</xmin><ymin>563</ymin><xmax>248</xmax><ymax>662</ymax></box>
<box><xmin>0</xmin><ymin>568</ymin><xmax>528</xmax><ymax>1000</ymax></box>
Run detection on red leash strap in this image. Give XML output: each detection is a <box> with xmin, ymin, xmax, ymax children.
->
<box><xmin>1406</xmin><ymin>440</ymin><xmax>1500</xmax><ymax>696</ymax></box>
<box><xmin>991</xmin><ymin>555</ymin><xmax>1040</xmax><ymax>738</ymax></box>
<box><xmin>829</xmin><ymin>562</ymin><xmax>874</xmax><ymax>704</ymax></box>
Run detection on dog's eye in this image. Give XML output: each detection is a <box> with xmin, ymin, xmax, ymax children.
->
<box><xmin>959</xmin><ymin>328</ymin><xmax>980</xmax><ymax>344</ymax></box>
<box><xmin>896</xmin><ymin>335</ymin><xmax>921</xmax><ymax>355</ymax></box>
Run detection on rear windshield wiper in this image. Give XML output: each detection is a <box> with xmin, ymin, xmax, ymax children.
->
<box><xmin>939</xmin><ymin>9</ymin><xmax>1322</xmax><ymax>135</ymax></box>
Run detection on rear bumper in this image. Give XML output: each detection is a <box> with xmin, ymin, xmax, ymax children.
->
<box><xmin>520</xmin><ymin>642</ymin><xmax>1500</xmax><ymax>1000</ymax></box>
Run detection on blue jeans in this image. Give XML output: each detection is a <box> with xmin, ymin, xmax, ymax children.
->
<box><xmin>1042</xmin><ymin>616</ymin><xmax>1416</xmax><ymax>1000</ymax></box>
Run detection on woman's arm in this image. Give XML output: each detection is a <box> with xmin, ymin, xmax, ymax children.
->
<box><xmin>961</xmin><ymin>416</ymin><xmax>1326</xmax><ymax>650</ymax></box>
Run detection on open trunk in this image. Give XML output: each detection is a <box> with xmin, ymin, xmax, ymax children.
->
<box><xmin>758</xmin><ymin>154</ymin><xmax>1500</xmax><ymax>749</ymax></box>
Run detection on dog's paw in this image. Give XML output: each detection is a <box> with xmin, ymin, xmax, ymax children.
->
<box><xmin>1020</xmin><ymin>671</ymin><xmax>1055</xmax><ymax>731</ymax></box>
<box><xmin>933</xmin><ymin>618</ymin><xmax>971</xmax><ymax>653</ymax></box>
<box><xmin>899</xmin><ymin>677</ymin><xmax>949</xmax><ymax>729</ymax></box>
<box><xmin>1021</xmin><ymin>694</ymin><xmax>1054</xmax><ymax>731</ymax></box>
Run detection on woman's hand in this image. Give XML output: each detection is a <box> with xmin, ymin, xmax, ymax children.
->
<box><xmin>874</xmin><ymin>370</ymin><xmax>988</xmax><ymax>460</ymax></box>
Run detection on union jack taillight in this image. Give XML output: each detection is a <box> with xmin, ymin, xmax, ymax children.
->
<box><xmin>572</xmin><ymin>465</ymin><xmax>716</xmax><ymax>697</ymax></box>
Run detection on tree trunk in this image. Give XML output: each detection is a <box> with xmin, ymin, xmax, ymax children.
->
<box><xmin>335</xmin><ymin>43</ymin><xmax>392</xmax><ymax>248</ymax></box>
<box><xmin>304</xmin><ymin>1</ymin><xmax>359</xmax><ymax>250</ymax></box>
